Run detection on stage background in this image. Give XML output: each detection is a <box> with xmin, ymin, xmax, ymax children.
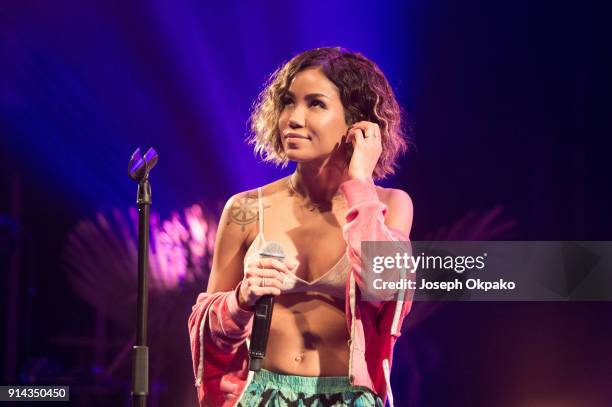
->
<box><xmin>1</xmin><ymin>1</ymin><xmax>611</xmax><ymax>406</ymax></box>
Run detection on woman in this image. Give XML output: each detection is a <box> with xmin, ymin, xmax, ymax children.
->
<box><xmin>189</xmin><ymin>47</ymin><xmax>414</xmax><ymax>407</ymax></box>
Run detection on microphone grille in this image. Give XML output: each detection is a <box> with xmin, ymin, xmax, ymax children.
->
<box><xmin>259</xmin><ymin>241</ymin><xmax>285</xmax><ymax>259</ymax></box>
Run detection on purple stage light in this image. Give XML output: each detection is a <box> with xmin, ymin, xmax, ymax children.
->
<box><xmin>64</xmin><ymin>203</ymin><xmax>217</xmax><ymax>326</ymax></box>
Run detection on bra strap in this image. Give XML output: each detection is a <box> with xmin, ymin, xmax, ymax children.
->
<box><xmin>257</xmin><ymin>187</ymin><xmax>264</xmax><ymax>235</ymax></box>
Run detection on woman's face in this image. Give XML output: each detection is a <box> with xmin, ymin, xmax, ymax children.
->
<box><xmin>278</xmin><ymin>67</ymin><xmax>350</xmax><ymax>165</ymax></box>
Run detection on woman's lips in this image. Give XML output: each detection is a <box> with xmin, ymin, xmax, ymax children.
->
<box><xmin>284</xmin><ymin>133</ymin><xmax>310</xmax><ymax>140</ymax></box>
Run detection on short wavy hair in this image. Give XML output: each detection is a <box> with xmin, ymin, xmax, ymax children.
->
<box><xmin>247</xmin><ymin>47</ymin><xmax>413</xmax><ymax>180</ymax></box>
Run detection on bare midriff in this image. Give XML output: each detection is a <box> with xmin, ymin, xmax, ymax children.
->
<box><xmin>246</xmin><ymin>179</ymin><xmax>367</xmax><ymax>377</ymax></box>
<box><xmin>262</xmin><ymin>292</ymin><xmax>350</xmax><ymax>376</ymax></box>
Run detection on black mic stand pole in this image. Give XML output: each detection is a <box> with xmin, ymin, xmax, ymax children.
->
<box><xmin>128</xmin><ymin>148</ymin><xmax>158</xmax><ymax>407</ymax></box>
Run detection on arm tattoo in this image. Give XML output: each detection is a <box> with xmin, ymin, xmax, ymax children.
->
<box><xmin>227</xmin><ymin>192</ymin><xmax>259</xmax><ymax>232</ymax></box>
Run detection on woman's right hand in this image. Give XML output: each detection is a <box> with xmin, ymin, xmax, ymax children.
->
<box><xmin>238</xmin><ymin>256</ymin><xmax>297</xmax><ymax>310</ymax></box>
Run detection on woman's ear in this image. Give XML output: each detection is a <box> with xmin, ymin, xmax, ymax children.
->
<box><xmin>343</xmin><ymin>137</ymin><xmax>354</xmax><ymax>163</ymax></box>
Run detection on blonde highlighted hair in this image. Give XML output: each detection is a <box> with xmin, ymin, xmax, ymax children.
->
<box><xmin>247</xmin><ymin>47</ymin><xmax>413</xmax><ymax>180</ymax></box>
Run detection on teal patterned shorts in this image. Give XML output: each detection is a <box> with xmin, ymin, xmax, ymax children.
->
<box><xmin>237</xmin><ymin>368</ymin><xmax>384</xmax><ymax>407</ymax></box>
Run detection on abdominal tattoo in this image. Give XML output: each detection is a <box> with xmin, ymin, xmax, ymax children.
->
<box><xmin>227</xmin><ymin>192</ymin><xmax>268</xmax><ymax>232</ymax></box>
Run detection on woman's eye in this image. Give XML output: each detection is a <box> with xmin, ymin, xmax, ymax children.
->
<box><xmin>280</xmin><ymin>96</ymin><xmax>294</xmax><ymax>106</ymax></box>
<box><xmin>310</xmin><ymin>100</ymin><xmax>326</xmax><ymax>108</ymax></box>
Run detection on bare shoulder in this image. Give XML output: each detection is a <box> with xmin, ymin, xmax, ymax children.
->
<box><xmin>207</xmin><ymin>188</ymin><xmax>261</xmax><ymax>292</ymax></box>
<box><xmin>376</xmin><ymin>186</ymin><xmax>413</xmax><ymax>211</ymax></box>
<box><xmin>222</xmin><ymin>178</ymin><xmax>287</xmax><ymax>236</ymax></box>
<box><xmin>376</xmin><ymin>186</ymin><xmax>414</xmax><ymax>237</ymax></box>
<box><xmin>221</xmin><ymin>188</ymin><xmax>260</xmax><ymax>239</ymax></box>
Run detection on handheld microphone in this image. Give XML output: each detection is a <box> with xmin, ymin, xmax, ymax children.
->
<box><xmin>248</xmin><ymin>241</ymin><xmax>285</xmax><ymax>371</ymax></box>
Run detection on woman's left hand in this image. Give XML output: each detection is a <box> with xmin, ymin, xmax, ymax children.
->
<box><xmin>345</xmin><ymin>121</ymin><xmax>382</xmax><ymax>180</ymax></box>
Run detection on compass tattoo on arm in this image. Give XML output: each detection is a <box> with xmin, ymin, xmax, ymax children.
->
<box><xmin>227</xmin><ymin>192</ymin><xmax>269</xmax><ymax>232</ymax></box>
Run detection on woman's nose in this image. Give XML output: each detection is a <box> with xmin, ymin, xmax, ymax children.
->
<box><xmin>288</xmin><ymin>117</ymin><xmax>303</xmax><ymax>129</ymax></box>
<box><xmin>288</xmin><ymin>107</ymin><xmax>305</xmax><ymax>128</ymax></box>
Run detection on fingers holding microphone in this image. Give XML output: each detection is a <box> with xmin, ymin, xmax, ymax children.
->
<box><xmin>238</xmin><ymin>256</ymin><xmax>297</xmax><ymax>309</ymax></box>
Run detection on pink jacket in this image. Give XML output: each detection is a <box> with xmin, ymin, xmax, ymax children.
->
<box><xmin>188</xmin><ymin>178</ymin><xmax>412</xmax><ymax>407</ymax></box>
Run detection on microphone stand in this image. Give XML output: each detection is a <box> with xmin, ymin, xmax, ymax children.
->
<box><xmin>128</xmin><ymin>148</ymin><xmax>158</xmax><ymax>407</ymax></box>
